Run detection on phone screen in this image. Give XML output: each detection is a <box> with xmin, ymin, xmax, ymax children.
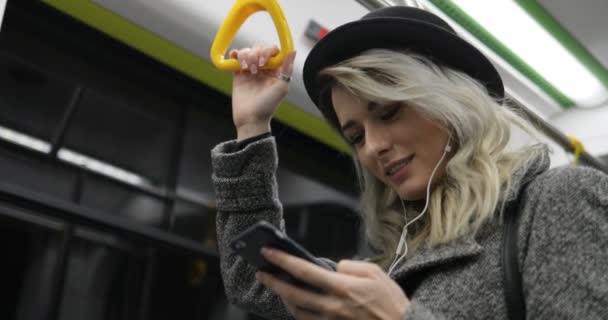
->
<box><xmin>230</xmin><ymin>221</ymin><xmax>328</xmax><ymax>292</ymax></box>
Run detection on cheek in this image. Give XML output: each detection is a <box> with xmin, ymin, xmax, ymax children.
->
<box><xmin>413</xmin><ymin>147</ymin><xmax>444</xmax><ymax>181</ymax></box>
<box><xmin>413</xmin><ymin>148</ymin><xmax>450</xmax><ymax>186</ymax></box>
<box><xmin>358</xmin><ymin>156</ymin><xmax>384</xmax><ymax>182</ymax></box>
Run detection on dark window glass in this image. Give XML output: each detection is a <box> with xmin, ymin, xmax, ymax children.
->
<box><xmin>56</xmin><ymin>236</ymin><xmax>145</xmax><ymax>320</ymax></box>
<box><xmin>0</xmin><ymin>216</ymin><xmax>53</xmax><ymax>319</ymax></box>
<box><xmin>148</xmin><ymin>249</ymin><xmax>228</xmax><ymax>320</ymax></box>
<box><xmin>62</xmin><ymin>90</ymin><xmax>178</xmax><ymax>186</ymax></box>
<box><xmin>176</xmin><ymin>104</ymin><xmax>232</xmax><ymax>201</ymax></box>
<box><xmin>171</xmin><ymin>200</ymin><xmax>217</xmax><ymax>249</ymax></box>
<box><xmin>0</xmin><ymin>144</ymin><xmax>76</xmax><ymax>201</ymax></box>
<box><xmin>4</xmin><ymin>222</ymin><xmax>62</xmax><ymax>320</ymax></box>
<box><xmin>284</xmin><ymin>203</ymin><xmax>361</xmax><ymax>261</ymax></box>
<box><xmin>0</xmin><ymin>52</ymin><xmax>75</xmax><ymax>140</ymax></box>
<box><xmin>79</xmin><ymin>175</ymin><xmax>165</xmax><ymax>227</ymax></box>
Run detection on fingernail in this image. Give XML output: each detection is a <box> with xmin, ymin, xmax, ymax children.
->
<box><xmin>255</xmin><ymin>271</ymin><xmax>263</xmax><ymax>281</ymax></box>
<box><xmin>251</xmin><ymin>64</ymin><xmax>257</xmax><ymax>74</ymax></box>
<box><xmin>241</xmin><ymin>60</ymin><xmax>248</xmax><ymax>69</ymax></box>
<box><xmin>261</xmin><ymin>247</ymin><xmax>272</xmax><ymax>256</ymax></box>
<box><xmin>259</xmin><ymin>57</ymin><xmax>266</xmax><ymax>67</ymax></box>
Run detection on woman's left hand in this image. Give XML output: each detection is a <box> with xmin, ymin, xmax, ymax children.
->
<box><xmin>256</xmin><ymin>248</ymin><xmax>410</xmax><ymax>319</ymax></box>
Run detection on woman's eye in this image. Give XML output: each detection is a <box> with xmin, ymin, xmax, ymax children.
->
<box><xmin>380</xmin><ymin>106</ymin><xmax>400</xmax><ymax>120</ymax></box>
<box><xmin>348</xmin><ymin>133</ymin><xmax>364</xmax><ymax>145</ymax></box>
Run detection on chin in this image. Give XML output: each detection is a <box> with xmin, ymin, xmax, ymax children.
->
<box><xmin>399</xmin><ymin>193</ymin><xmax>425</xmax><ymax>202</ymax></box>
<box><xmin>395</xmin><ymin>183</ymin><xmax>426</xmax><ymax>201</ymax></box>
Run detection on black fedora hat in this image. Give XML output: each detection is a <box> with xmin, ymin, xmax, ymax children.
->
<box><xmin>303</xmin><ymin>6</ymin><xmax>504</xmax><ymax>112</ymax></box>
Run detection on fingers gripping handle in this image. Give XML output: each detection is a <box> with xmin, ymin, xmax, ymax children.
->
<box><xmin>210</xmin><ymin>0</ymin><xmax>294</xmax><ymax>71</ymax></box>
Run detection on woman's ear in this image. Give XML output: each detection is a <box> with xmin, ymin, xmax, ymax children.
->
<box><xmin>444</xmin><ymin>134</ymin><xmax>453</xmax><ymax>153</ymax></box>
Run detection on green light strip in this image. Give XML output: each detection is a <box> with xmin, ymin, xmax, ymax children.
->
<box><xmin>42</xmin><ymin>0</ymin><xmax>351</xmax><ymax>154</ymax></box>
<box><xmin>515</xmin><ymin>0</ymin><xmax>608</xmax><ymax>90</ymax></box>
<box><xmin>429</xmin><ymin>0</ymin><xmax>574</xmax><ymax>108</ymax></box>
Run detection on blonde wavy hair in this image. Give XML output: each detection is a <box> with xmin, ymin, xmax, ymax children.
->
<box><xmin>318</xmin><ymin>49</ymin><xmax>547</xmax><ymax>269</ymax></box>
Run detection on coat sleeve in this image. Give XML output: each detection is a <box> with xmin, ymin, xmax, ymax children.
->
<box><xmin>403</xmin><ymin>302</ymin><xmax>447</xmax><ymax>320</ymax></box>
<box><xmin>520</xmin><ymin>167</ymin><xmax>608</xmax><ymax>319</ymax></box>
<box><xmin>211</xmin><ymin>136</ymin><xmax>335</xmax><ymax>319</ymax></box>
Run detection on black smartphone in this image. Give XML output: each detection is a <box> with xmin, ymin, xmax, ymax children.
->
<box><xmin>229</xmin><ymin>220</ymin><xmax>329</xmax><ymax>292</ymax></box>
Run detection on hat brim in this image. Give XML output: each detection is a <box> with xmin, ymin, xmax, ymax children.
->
<box><xmin>303</xmin><ymin>17</ymin><xmax>504</xmax><ymax>106</ymax></box>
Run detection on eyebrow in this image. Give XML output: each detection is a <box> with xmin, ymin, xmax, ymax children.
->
<box><xmin>340</xmin><ymin>102</ymin><xmax>378</xmax><ymax>133</ymax></box>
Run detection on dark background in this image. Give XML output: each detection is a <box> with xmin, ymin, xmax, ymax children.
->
<box><xmin>0</xmin><ymin>1</ymin><xmax>363</xmax><ymax>319</ymax></box>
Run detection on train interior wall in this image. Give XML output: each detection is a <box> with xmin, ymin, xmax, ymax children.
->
<box><xmin>0</xmin><ymin>2</ymin><xmax>362</xmax><ymax>319</ymax></box>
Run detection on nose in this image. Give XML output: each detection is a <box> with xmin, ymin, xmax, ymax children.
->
<box><xmin>364</xmin><ymin>126</ymin><xmax>391</xmax><ymax>157</ymax></box>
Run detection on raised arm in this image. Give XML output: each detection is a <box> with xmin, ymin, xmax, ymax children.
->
<box><xmin>211</xmin><ymin>45</ymin><xmax>296</xmax><ymax>319</ymax></box>
<box><xmin>212</xmin><ymin>134</ymin><xmax>294</xmax><ymax>319</ymax></box>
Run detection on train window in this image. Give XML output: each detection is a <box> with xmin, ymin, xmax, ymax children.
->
<box><xmin>0</xmin><ymin>144</ymin><xmax>76</xmax><ymax>201</ymax></box>
<box><xmin>0</xmin><ymin>216</ymin><xmax>60</xmax><ymax>319</ymax></box>
<box><xmin>176</xmin><ymin>104</ymin><xmax>233</xmax><ymax>202</ymax></box>
<box><xmin>171</xmin><ymin>200</ymin><xmax>217</xmax><ymax>248</ymax></box>
<box><xmin>283</xmin><ymin>203</ymin><xmax>361</xmax><ymax>261</ymax></box>
<box><xmin>9</xmin><ymin>226</ymin><xmax>63</xmax><ymax>320</ymax></box>
<box><xmin>79</xmin><ymin>174</ymin><xmax>165</xmax><ymax>228</ymax></box>
<box><xmin>146</xmin><ymin>249</ymin><xmax>227</xmax><ymax>320</ymax></box>
<box><xmin>55</xmin><ymin>237</ymin><xmax>145</xmax><ymax>320</ymax></box>
<box><xmin>62</xmin><ymin>90</ymin><xmax>178</xmax><ymax>187</ymax></box>
<box><xmin>0</xmin><ymin>53</ymin><xmax>76</xmax><ymax>141</ymax></box>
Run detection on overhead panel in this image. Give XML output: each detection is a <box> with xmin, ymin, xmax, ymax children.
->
<box><xmin>534</xmin><ymin>0</ymin><xmax>608</xmax><ymax>101</ymax></box>
<box><xmin>429</xmin><ymin>0</ymin><xmax>573</xmax><ymax>108</ymax></box>
<box><xmin>430</xmin><ymin>0</ymin><xmax>608</xmax><ymax>109</ymax></box>
<box><xmin>41</xmin><ymin>0</ymin><xmax>352</xmax><ymax>153</ymax></box>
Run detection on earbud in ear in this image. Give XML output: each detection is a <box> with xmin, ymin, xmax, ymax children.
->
<box><xmin>444</xmin><ymin>134</ymin><xmax>453</xmax><ymax>153</ymax></box>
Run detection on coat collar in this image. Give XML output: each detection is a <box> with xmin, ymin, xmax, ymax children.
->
<box><xmin>390</xmin><ymin>145</ymin><xmax>551</xmax><ymax>280</ymax></box>
<box><xmin>391</xmin><ymin>235</ymin><xmax>483</xmax><ymax>280</ymax></box>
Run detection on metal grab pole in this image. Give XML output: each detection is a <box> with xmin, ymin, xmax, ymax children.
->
<box><xmin>513</xmin><ymin>101</ymin><xmax>608</xmax><ymax>173</ymax></box>
<box><xmin>352</xmin><ymin>0</ymin><xmax>608</xmax><ymax>174</ymax></box>
<box><xmin>355</xmin><ymin>0</ymin><xmax>396</xmax><ymax>10</ymax></box>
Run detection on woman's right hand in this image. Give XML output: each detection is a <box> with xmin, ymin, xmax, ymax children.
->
<box><xmin>229</xmin><ymin>45</ymin><xmax>296</xmax><ymax>140</ymax></box>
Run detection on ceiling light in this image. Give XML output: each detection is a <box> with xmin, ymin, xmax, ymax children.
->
<box><xmin>0</xmin><ymin>0</ymin><xmax>6</xmax><ymax>31</ymax></box>
<box><xmin>451</xmin><ymin>0</ymin><xmax>608</xmax><ymax>108</ymax></box>
<box><xmin>58</xmin><ymin>148</ymin><xmax>147</xmax><ymax>186</ymax></box>
<box><xmin>0</xmin><ymin>125</ymin><xmax>51</xmax><ymax>153</ymax></box>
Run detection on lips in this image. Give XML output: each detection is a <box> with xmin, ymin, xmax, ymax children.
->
<box><xmin>385</xmin><ymin>155</ymin><xmax>414</xmax><ymax>177</ymax></box>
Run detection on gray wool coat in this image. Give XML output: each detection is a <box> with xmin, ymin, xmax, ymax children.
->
<box><xmin>211</xmin><ymin>136</ymin><xmax>608</xmax><ymax>319</ymax></box>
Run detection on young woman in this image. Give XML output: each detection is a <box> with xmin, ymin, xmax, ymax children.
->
<box><xmin>211</xmin><ymin>7</ymin><xmax>608</xmax><ymax>319</ymax></box>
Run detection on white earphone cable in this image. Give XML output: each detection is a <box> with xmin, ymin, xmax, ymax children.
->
<box><xmin>388</xmin><ymin>139</ymin><xmax>451</xmax><ymax>276</ymax></box>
